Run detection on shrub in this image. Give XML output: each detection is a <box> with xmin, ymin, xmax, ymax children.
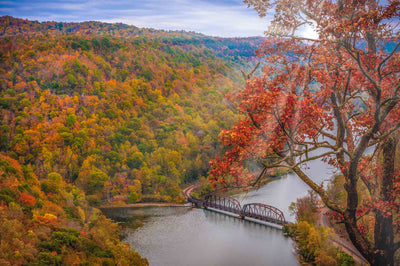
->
<box><xmin>38</xmin><ymin>252</ymin><xmax>62</xmax><ymax>266</ymax></box>
<box><xmin>81</xmin><ymin>239</ymin><xmax>114</xmax><ymax>258</ymax></box>
<box><xmin>40</xmin><ymin>229</ymin><xmax>79</xmax><ymax>253</ymax></box>
<box><xmin>41</xmin><ymin>181</ymin><xmax>59</xmax><ymax>194</ymax></box>
<box><xmin>0</xmin><ymin>194</ymin><xmax>14</xmax><ymax>204</ymax></box>
<box><xmin>0</xmin><ymin>188</ymin><xmax>18</xmax><ymax>205</ymax></box>
<box><xmin>87</xmin><ymin>195</ymin><xmax>101</xmax><ymax>207</ymax></box>
<box><xmin>128</xmin><ymin>192</ymin><xmax>138</xmax><ymax>203</ymax></box>
<box><xmin>19</xmin><ymin>191</ymin><xmax>36</xmax><ymax>206</ymax></box>
<box><xmin>337</xmin><ymin>251</ymin><xmax>355</xmax><ymax>266</ymax></box>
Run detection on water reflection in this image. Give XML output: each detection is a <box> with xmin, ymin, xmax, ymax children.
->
<box><xmin>101</xmin><ymin>206</ymin><xmax>190</xmax><ymax>231</ymax></box>
<box><xmin>117</xmin><ymin>207</ymin><xmax>298</xmax><ymax>266</ymax></box>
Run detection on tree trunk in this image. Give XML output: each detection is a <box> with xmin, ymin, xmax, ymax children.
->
<box><xmin>374</xmin><ymin>137</ymin><xmax>396</xmax><ymax>266</ymax></box>
<box><xmin>343</xmin><ymin>210</ymin><xmax>375</xmax><ymax>263</ymax></box>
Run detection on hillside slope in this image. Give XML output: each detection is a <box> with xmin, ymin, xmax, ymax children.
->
<box><xmin>0</xmin><ymin>16</ymin><xmax>262</xmax><ymax>203</ymax></box>
<box><xmin>0</xmin><ymin>16</ymin><xmax>264</xmax><ymax>264</ymax></box>
<box><xmin>0</xmin><ymin>154</ymin><xmax>148</xmax><ymax>265</ymax></box>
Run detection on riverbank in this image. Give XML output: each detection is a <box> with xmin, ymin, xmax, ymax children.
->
<box><xmin>100</xmin><ymin>170</ymin><xmax>287</xmax><ymax>210</ymax></box>
<box><xmin>100</xmin><ymin>202</ymin><xmax>190</xmax><ymax>209</ymax></box>
<box><xmin>100</xmin><ymin>183</ymin><xmax>198</xmax><ymax>209</ymax></box>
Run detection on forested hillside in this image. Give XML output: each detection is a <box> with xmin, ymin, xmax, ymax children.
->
<box><xmin>0</xmin><ymin>154</ymin><xmax>148</xmax><ymax>265</ymax></box>
<box><xmin>0</xmin><ymin>16</ymin><xmax>264</xmax><ymax>264</ymax></box>
<box><xmin>0</xmin><ymin>16</ymin><xmax>261</xmax><ymax>204</ymax></box>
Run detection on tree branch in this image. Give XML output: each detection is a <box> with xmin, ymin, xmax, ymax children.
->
<box><xmin>268</xmin><ymin>32</ymin><xmax>320</xmax><ymax>42</ymax></box>
<box><xmin>359</xmin><ymin>173</ymin><xmax>373</xmax><ymax>195</ymax></box>
<box><xmin>291</xmin><ymin>165</ymin><xmax>343</xmax><ymax>214</ymax></box>
<box><xmin>330</xmin><ymin>90</ymin><xmax>347</xmax><ymax>170</ymax></box>
<box><xmin>252</xmin><ymin>165</ymin><xmax>269</xmax><ymax>186</ymax></box>
<box><xmin>346</xmin><ymin>48</ymin><xmax>381</xmax><ymax>98</ymax></box>
<box><xmin>378</xmin><ymin>42</ymin><xmax>400</xmax><ymax>81</ymax></box>
<box><xmin>319</xmin><ymin>130</ymin><xmax>337</xmax><ymax>140</ymax></box>
<box><xmin>369</xmin><ymin>122</ymin><xmax>400</xmax><ymax>146</ymax></box>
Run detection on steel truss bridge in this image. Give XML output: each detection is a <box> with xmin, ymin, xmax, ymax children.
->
<box><xmin>187</xmin><ymin>193</ymin><xmax>286</xmax><ymax>227</ymax></box>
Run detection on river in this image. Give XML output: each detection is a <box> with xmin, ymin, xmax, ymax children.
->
<box><xmin>101</xmin><ymin>160</ymin><xmax>334</xmax><ymax>266</ymax></box>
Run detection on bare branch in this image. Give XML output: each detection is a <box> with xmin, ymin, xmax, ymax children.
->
<box><xmin>293</xmin><ymin>149</ymin><xmax>343</xmax><ymax>167</ymax></box>
<box><xmin>291</xmin><ymin>165</ymin><xmax>343</xmax><ymax>214</ymax></box>
<box><xmin>294</xmin><ymin>142</ymin><xmax>352</xmax><ymax>158</ymax></box>
<box><xmin>342</xmin><ymin>69</ymin><xmax>352</xmax><ymax>104</ymax></box>
<box><xmin>359</xmin><ymin>173</ymin><xmax>373</xmax><ymax>195</ymax></box>
<box><xmin>252</xmin><ymin>166</ymin><xmax>268</xmax><ymax>186</ymax></box>
<box><xmin>330</xmin><ymin>90</ymin><xmax>347</xmax><ymax>170</ymax></box>
<box><xmin>319</xmin><ymin>130</ymin><xmax>337</xmax><ymax>140</ymax></box>
<box><xmin>378</xmin><ymin>42</ymin><xmax>400</xmax><ymax>81</ymax></box>
<box><xmin>369</xmin><ymin>122</ymin><xmax>400</xmax><ymax>146</ymax></box>
<box><xmin>241</xmin><ymin>62</ymin><xmax>260</xmax><ymax>81</ymax></box>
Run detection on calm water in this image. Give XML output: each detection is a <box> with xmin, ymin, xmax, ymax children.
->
<box><xmin>102</xmin><ymin>158</ymin><xmax>334</xmax><ymax>265</ymax></box>
<box><xmin>238</xmin><ymin>159</ymin><xmax>336</xmax><ymax>223</ymax></box>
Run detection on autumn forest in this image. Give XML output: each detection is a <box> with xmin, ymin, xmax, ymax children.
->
<box><xmin>1</xmin><ymin>0</ymin><xmax>400</xmax><ymax>265</ymax></box>
<box><xmin>0</xmin><ymin>16</ymin><xmax>263</xmax><ymax>264</ymax></box>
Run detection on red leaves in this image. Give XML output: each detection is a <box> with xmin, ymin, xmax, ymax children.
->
<box><xmin>210</xmin><ymin>58</ymin><xmax>337</xmax><ymax>187</ymax></box>
<box><xmin>373</xmin><ymin>200</ymin><xmax>394</xmax><ymax>218</ymax></box>
<box><xmin>327</xmin><ymin>210</ymin><xmax>344</xmax><ymax>223</ymax></box>
<box><xmin>217</xmin><ymin>1</ymin><xmax>400</xmax><ymax>263</ymax></box>
<box><xmin>211</xmin><ymin>1</ymin><xmax>400</xmax><ymax>194</ymax></box>
<box><xmin>19</xmin><ymin>191</ymin><xmax>36</xmax><ymax>206</ymax></box>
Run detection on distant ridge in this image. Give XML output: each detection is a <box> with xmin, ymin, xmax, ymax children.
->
<box><xmin>0</xmin><ymin>16</ymin><xmax>265</xmax><ymax>62</ymax></box>
<box><xmin>0</xmin><ymin>16</ymin><xmax>263</xmax><ymax>40</ymax></box>
<box><xmin>0</xmin><ymin>15</ymin><xmax>200</xmax><ymax>38</ymax></box>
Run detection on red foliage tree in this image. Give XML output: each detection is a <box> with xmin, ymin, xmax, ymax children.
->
<box><xmin>210</xmin><ymin>0</ymin><xmax>400</xmax><ymax>264</ymax></box>
<box><xmin>19</xmin><ymin>191</ymin><xmax>36</xmax><ymax>206</ymax></box>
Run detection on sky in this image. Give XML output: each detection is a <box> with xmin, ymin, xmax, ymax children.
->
<box><xmin>0</xmin><ymin>0</ymin><xmax>272</xmax><ymax>37</ymax></box>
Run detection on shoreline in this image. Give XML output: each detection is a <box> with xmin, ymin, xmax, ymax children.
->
<box><xmin>209</xmin><ymin>174</ymin><xmax>285</xmax><ymax>198</ymax></box>
<box><xmin>100</xmin><ymin>183</ymin><xmax>199</xmax><ymax>209</ymax></box>
<box><xmin>99</xmin><ymin>202</ymin><xmax>190</xmax><ymax>209</ymax></box>
<box><xmin>100</xmin><ymin>170</ymin><xmax>288</xmax><ymax>210</ymax></box>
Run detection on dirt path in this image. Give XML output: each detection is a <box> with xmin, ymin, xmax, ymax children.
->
<box><xmin>182</xmin><ymin>184</ymin><xmax>197</xmax><ymax>199</ymax></box>
<box><xmin>317</xmin><ymin>207</ymin><xmax>369</xmax><ymax>265</ymax></box>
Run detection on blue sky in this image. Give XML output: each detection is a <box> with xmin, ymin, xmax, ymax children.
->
<box><xmin>0</xmin><ymin>0</ymin><xmax>271</xmax><ymax>37</ymax></box>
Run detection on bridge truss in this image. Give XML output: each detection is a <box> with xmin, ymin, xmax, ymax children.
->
<box><xmin>204</xmin><ymin>195</ymin><xmax>242</xmax><ymax>215</ymax></box>
<box><xmin>242</xmin><ymin>203</ymin><xmax>286</xmax><ymax>225</ymax></box>
<box><xmin>187</xmin><ymin>192</ymin><xmax>287</xmax><ymax>227</ymax></box>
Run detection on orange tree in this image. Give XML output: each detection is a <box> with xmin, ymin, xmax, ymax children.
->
<box><xmin>210</xmin><ymin>0</ymin><xmax>400</xmax><ymax>265</ymax></box>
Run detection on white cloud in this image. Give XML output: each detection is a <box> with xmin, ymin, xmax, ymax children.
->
<box><xmin>297</xmin><ymin>23</ymin><xmax>319</xmax><ymax>40</ymax></box>
<box><xmin>104</xmin><ymin>1</ymin><xmax>269</xmax><ymax>37</ymax></box>
<box><xmin>1</xmin><ymin>0</ymin><xmax>270</xmax><ymax>37</ymax></box>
